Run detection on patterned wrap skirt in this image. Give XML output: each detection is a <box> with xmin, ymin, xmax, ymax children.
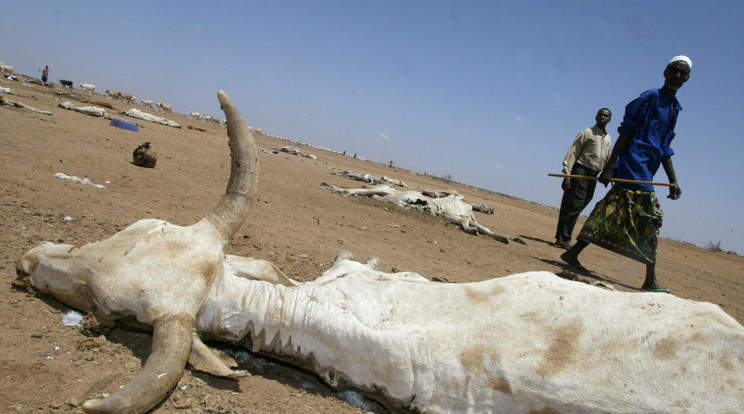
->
<box><xmin>577</xmin><ymin>186</ymin><xmax>663</xmax><ymax>264</ymax></box>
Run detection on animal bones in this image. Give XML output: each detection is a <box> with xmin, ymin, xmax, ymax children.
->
<box><xmin>17</xmin><ymin>91</ymin><xmax>744</xmax><ymax>414</ymax></box>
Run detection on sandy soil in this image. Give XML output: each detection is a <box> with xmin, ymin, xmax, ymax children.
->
<box><xmin>1</xmin><ymin>76</ymin><xmax>742</xmax><ymax>413</ymax></box>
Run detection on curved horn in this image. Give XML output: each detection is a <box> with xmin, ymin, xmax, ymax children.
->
<box><xmin>202</xmin><ymin>90</ymin><xmax>259</xmax><ymax>241</ymax></box>
<box><xmin>82</xmin><ymin>315</ymin><xmax>193</xmax><ymax>414</ymax></box>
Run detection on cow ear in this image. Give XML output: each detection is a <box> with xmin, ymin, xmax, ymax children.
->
<box><xmin>225</xmin><ymin>255</ymin><xmax>298</xmax><ymax>286</ymax></box>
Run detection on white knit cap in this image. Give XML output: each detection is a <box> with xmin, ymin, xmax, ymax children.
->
<box><xmin>669</xmin><ymin>55</ymin><xmax>692</xmax><ymax>69</ymax></box>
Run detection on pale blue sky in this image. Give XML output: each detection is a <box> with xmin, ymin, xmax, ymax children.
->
<box><xmin>2</xmin><ymin>1</ymin><xmax>743</xmax><ymax>253</ymax></box>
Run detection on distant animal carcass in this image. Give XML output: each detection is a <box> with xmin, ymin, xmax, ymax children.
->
<box><xmin>322</xmin><ymin>183</ymin><xmax>514</xmax><ymax>243</ymax></box>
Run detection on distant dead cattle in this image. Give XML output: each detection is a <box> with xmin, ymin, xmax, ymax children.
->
<box><xmin>132</xmin><ymin>142</ymin><xmax>157</xmax><ymax>168</ymax></box>
<box><xmin>331</xmin><ymin>167</ymin><xmax>409</xmax><ymax>187</ymax></box>
<box><xmin>321</xmin><ymin>183</ymin><xmax>517</xmax><ymax>244</ymax></box>
<box><xmin>271</xmin><ymin>146</ymin><xmax>318</xmax><ymax>160</ymax></box>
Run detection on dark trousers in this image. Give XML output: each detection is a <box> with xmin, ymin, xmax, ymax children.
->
<box><xmin>555</xmin><ymin>163</ymin><xmax>598</xmax><ymax>244</ymax></box>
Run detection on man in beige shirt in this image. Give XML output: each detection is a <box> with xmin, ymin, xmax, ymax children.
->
<box><xmin>554</xmin><ymin>108</ymin><xmax>612</xmax><ymax>248</ymax></box>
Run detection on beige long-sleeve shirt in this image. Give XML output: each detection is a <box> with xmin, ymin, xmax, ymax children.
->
<box><xmin>561</xmin><ymin>125</ymin><xmax>613</xmax><ymax>174</ymax></box>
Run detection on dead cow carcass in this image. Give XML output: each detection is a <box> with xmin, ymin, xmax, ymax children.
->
<box><xmin>322</xmin><ymin>182</ymin><xmax>513</xmax><ymax>244</ymax></box>
<box><xmin>132</xmin><ymin>142</ymin><xmax>157</xmax><ymax>168</ymax></box>
<box><xmin>17</xmin><ymin>91</ymin><xmax>744</xmax><ymax>414</ymax></box>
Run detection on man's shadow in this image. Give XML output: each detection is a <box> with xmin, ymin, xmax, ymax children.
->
<box><xmin>537</xmin><ymin>257</ymin><xmax>640</xmax><ymax>291</ymax></box>
<box><xmin>518</xmin><ymin>234</ymin><xmax>555</xmax><ymax>247</ymax></box>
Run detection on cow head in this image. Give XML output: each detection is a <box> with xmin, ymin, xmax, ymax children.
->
<box><xmin>16</xmin><ymin>90</ymin><xmax>259</xmax><ymax>414</ymax></box>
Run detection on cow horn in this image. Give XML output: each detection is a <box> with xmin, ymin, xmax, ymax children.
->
<box><xmin>82</xmin><ymin>314</ymin><xmax>193</xmax><ymax>414</ymax></box>
<box><xmin>202</xmin><ymin>90</ymin><xmax>259</xmax><ymax>241</ymax></box>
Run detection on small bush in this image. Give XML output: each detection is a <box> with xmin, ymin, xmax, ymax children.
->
<box><xmin>704</xmin><ymin>240</ymin><xmax>723</xmax><ymax>252</ymax></box>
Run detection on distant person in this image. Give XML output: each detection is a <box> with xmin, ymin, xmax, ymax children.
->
<box><xmin>554</xmin><ymin>108</ymin><xmax>613</xmax><ymax>248</ymax></box>
<box><xmin>561</xmin><ymin>56</ymin><xmax>691</xmax><ymax>293</ymax></box>
<box><xmin>41</xmin><ymin>65</ymin><xmax>49</xmax><ymax>82</ymax></box>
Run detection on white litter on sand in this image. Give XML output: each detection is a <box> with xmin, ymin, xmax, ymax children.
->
<box><xmin>54</xmin><ymin>172</ymin><xmax>106</xmax><ymax>189</ymax></box>
<box><xmin>62</xmin><ymin>310</ymin><xmax>84</xmax><ymax>327</ymax></box>
<box><xmin>336</xmin><ymin>390</ymin><xmax>375</xmax><ymax>411</ymax></box>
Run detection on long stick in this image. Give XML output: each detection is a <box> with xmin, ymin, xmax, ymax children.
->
<box><xmin>548</xmin><ymin>173</ymin><xmax>675</xmax><ymax>187</ymax></box>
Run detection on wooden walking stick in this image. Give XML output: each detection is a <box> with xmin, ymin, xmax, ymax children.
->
<box><xmin>548</xmin><ymin>173</ymin><xmax>676</xmax><ymax>187</ymax></box>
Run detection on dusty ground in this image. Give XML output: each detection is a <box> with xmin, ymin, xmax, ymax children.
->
<box><xmin>1</xmin><ymin>76</ymin><xmax>742</xmax><ymax>413</ymax></box>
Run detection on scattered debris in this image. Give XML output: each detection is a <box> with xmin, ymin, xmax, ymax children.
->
<box><xmin>110</xmin><ymin>117</ymin><xmax>140</xmax><ymax>131</ymax></box>
<box><xmin>132</xmin><ymin>142</ymin><xmax>157</xmax><ymax>168</ymax></box>
<box><xmin>187</xmin><ymin>125</ymin><xmax>206</xmax><ymax>132</ymax></box>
